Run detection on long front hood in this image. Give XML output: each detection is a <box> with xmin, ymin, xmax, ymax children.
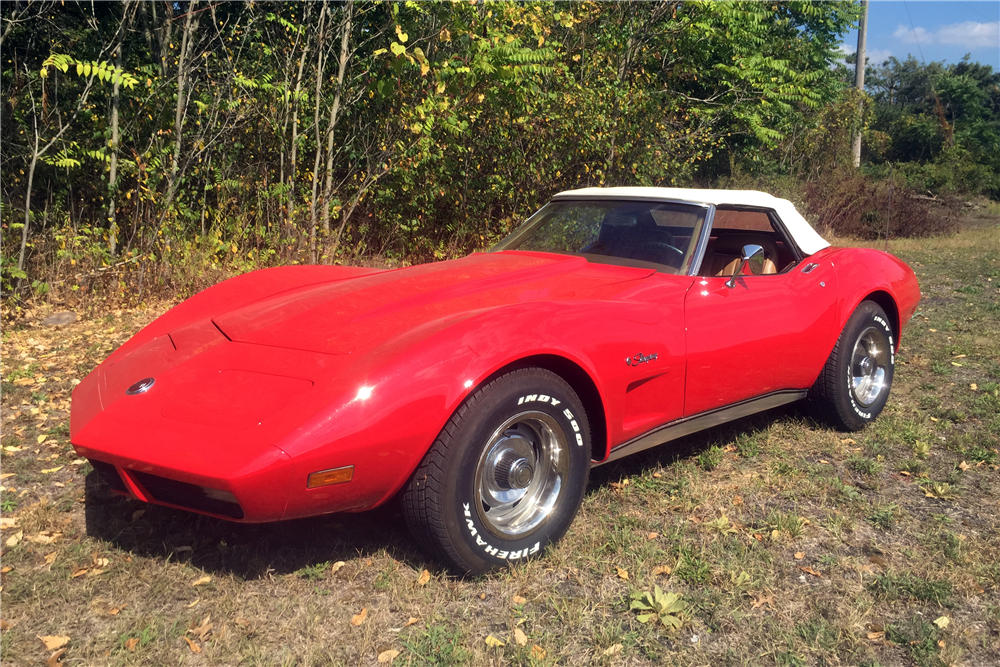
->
<box><xmin>213</xmin><ymin>252</ymin><xmax>654</xmax><ymax>355</ymax></box>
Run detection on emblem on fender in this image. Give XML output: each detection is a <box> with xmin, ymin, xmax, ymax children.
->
<box><xmin>625</xmin><ymin>352</ymin><xmax>658</xmax><ymax>366</ymax></box>
<box><xmin>126</xmin><ymin>377</ymin><xmax>156</xmax><ymax>395</ymax></box>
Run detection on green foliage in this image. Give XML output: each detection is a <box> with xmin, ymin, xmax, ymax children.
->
<box><xmin>629</xmin><ymin>585</ymin><xmax>688</xmax><ymax>630</ymax></box>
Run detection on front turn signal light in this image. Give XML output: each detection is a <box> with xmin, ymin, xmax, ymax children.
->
<box><xmin>307</xmin><ymin>465</ymin><xmax>354</xmax><ymax>489</ymax></box>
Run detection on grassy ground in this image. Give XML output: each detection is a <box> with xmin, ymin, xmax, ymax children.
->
<box><xmin>2</xmin><ymin>209</ymin><xmax>998</xmax><ymax>667</ymax></box>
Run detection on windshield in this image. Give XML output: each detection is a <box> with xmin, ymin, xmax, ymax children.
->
<box><xmin>491</xmin><ymin>200</ymin><xmax>709</xmax><ymax>274</ymax></box>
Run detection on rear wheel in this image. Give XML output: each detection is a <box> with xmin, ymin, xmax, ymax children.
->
<box><xmin>403</xmin><ymin>368</ymin><xmax>591</xmax><ymax>575</ymax></box>
<box><xmin>810</xmin><ymin>301</ymin><xmax>895</xmax><ymax>431</ymax></box>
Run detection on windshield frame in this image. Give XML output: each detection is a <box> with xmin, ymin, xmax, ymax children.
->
<box><xmin>491</xmin><ymin>196</ymin><xmax>716</xmax><ymax>277</ymax></box>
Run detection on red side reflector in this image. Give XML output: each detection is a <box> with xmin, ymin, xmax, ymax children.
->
<box><xmin>307</xmin><ymin>466</ymin><xmax>354</xmax><ymax>489</ymax></box>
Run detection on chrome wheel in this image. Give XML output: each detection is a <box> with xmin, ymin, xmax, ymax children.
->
<box><xmin>851</xmin><ymin>326</ymin><xmax>890</xmax><ymax>407</ymax></box>
<box><xmin>474</xmin><ymin>411</ymin><xmax>569</xmax><ymax>538</ymax></box>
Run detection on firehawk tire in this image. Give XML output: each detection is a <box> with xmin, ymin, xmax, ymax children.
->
<box><xmin>403</xmin><ymin>368</ymin><xmax>591</xmax><ymax>575</ymax></box>
<box><xmin>810</xmin><ymin>300</ymin><xmax>895</xmax><ymax>431</ymax></box>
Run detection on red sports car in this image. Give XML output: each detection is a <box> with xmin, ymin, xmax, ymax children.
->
<box><xmin>71</xmin><ymin>187</ymin><xmax>920</xmax><ymax>574</ymax></box>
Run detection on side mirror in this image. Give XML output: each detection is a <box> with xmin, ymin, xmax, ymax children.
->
<box><xmin>725</xmin><ymin>244</ymin><xmax>765</xmax><ymax>289</ymax></box>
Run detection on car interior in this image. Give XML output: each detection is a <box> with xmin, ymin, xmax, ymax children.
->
<box><xmin>697</xmin><ymin>207</ymin><xmax>800</xmax><ymax>277</ymax></box>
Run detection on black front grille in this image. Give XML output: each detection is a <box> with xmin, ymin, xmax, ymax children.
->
<box><xmin>89</xmin><ymin>459</ymin><xmax>128</xmax><ymax>493</ymax></box>
<box><xmin>131</xmin><ymin>471</ymin><xmax>244</xmax><ymax>519</ymax></box>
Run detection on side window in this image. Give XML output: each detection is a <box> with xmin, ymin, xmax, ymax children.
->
<box><xmin>698</xmin><ymin>208</ymin><xmax>800</xmax><ymax>277</ymax></box>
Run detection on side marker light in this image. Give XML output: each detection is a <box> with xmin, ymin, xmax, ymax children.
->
<box><xmin>307</xmin><ymin>465</ymin><xmax>354</xmax><ymax>489</ymax></box>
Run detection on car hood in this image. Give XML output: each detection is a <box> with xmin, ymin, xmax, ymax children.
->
<box><xmin>213</xmin><ymin>252</ymin><xmax>655</xmax><ymax>355</ymax></box>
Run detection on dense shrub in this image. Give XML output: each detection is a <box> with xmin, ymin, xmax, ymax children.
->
<box><xmin>803</xmin><ymin>168</ymin><xmax>957</xmax><ymax>239</ymax></box>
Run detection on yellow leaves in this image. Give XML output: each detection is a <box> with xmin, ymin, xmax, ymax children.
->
<box><xmin>331</xmin><ymin>561</ymin><xmax>346</xmax><ymax>575</ymax></box>
<box><xmin>5</xmin><ymin>531</ymin><xmax>23</xmax><ymax>547</ymax></box>
<box><xmin>530</xmin><ymin>645</ymin><xmax>546</xmax><ymax>660</ymax></box>
<box><xmin>646</xmin><ymin>532</ymin><xmax>659</xmax><ymax>540</ymax></box>
<box><xmin>512</xmin><ymin>595</ymin><xmax>526</xmax><ymax>605</ymax></box>
<box><xmin>40</xmin><ymin>466</ymin><xmax>64</xmax><ymax>474</ymax></box>
<box><xmin>350</xmin><ymin>608</ymin><xmax>368</xmax><ymax>626</ymax></box>
<box><xmin>958</xmin><ymin>461</ymin><xmax>970</xmax><ymax>471</ymax></box>
<box><xmin>794</xmin><ymin>552</ymin><xmax>805</xmax><ymax>560</ymax></box>
<box><xmin>191</xmin><ymin>575</ymin><xmax>211</xmax><ymax>587</ymax></box>
<box><xmin>403</xmin><ymin>617</ymin><xmax>419</xmax><ymax>627</ymax></box>
<box><xmin>484</xmin><ymin>635</ymin><xmax>505</xmax><ymax>648</ymax></box>
<box><xmin>395</xmin><ymin>24</ymin><xmax>408</xmax><ymax>43</ymax></box>
<box><xmin>417</xmin><ymin>569</ymin><xmax>430</xmax><ymax>586</ymax></box>
<box><xmin>37</xmin><ymin>435</ymin><xmax>47</xmax><ymax>444</ymax></box>
<box><xmin>602</xmin><ymin>643</ymin><xmax>623</xmax><ymax>656</ymax></box>
<box><xmin>513</xmin><ymin>627</ymin><xmax>528</xmax><ymax>646</ymax></box>
<box><xmin>38</xmin><ymin>635</ymin><xmax>70</xmax><ymax>651</ymax></box>
<box><xmin>933</xmin><ymin>615</ymin><xmax>950</xmax><ymax>629</ymax></box>
<box><xmin>183</xmin><ymin>636</ymin><xmax>201</xmax><ymax>653</ymax></box>
<box><xmin>44</xmin><ymin>552</ymin><xmax>57</xmax><ymax>565</ymax></box>
<box><xmin>652</xmin><ymin>565</ymin><xmax>672</xmax><ymax>577</ymax></box>
<box><xmin>616</xmin><ymin>567</ymin><xmax>629</xmax><ymax>581</ymax></box>
<box><xmin>188</xmin><ymin>615</ymin><xmax>213</xmax><ymax>641</ymax></box>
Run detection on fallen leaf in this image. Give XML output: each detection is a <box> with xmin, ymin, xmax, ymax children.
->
<box><xmin>953</xmin><ymin>354</ymin><xmax>966</xmax><ymax>359</ymax></box>
<box><xmin>479</xmin><ymin>593</ymin><xmax>486</xmax><ymax>600</ymax></box>
<box><xmin>970</xmin><ymin>383</ymin><xmax>977</xmax><ymax>390</ymax></box>
<box><xmin>93</xmin><ymin>557</ymin><xmax>110</xmax><ymax>567</ymax></box>
<box><xmin>131</xmin><ymin>510</ymin><xmax>145</xmax><ymax>522</ymax></box>
<box><xmin>484</xmin><ymin>635</ymin><xmax>505</xmax><ymax>648</ymax></box>
<box><xmin>46</xmin><ymin>648</ymin><xmax>66</xmax><ymax>667</ymax></box>
<box><xmin>27</xmin><ymin>531</ymin><xmax>62</xmax><ymax>544</ymax></box>
<box><xmin>867</xmin><ymin>631</ymin><xmax>885</xmax><ymax>641</ymax></box>
<box><xmin>350</xmin><ymin>608</ymin><xmax>368</xmax><ymax>626</ymax></box>
<box><xmin>331</xmin><ymin>561</ymin><xmax>346</xmax><ymax>575</ymax></box>
<box><xmin>44</xmin><ymin>552</ymin><xmax>57</xmax><ymax>565</ymax></box>
<box><xmin>794</xmin><ymin>552</ymin><xmax>805</xmax><ymax>560</ymax></box>
<box><xmin>37</xmin><ymin>435</ymin><xmax>47</xmax><ymax>444</ymax></box>
<box><xmin>182</xmin><ymin>636</ymin><xmax>201</xmax><ymax>653</ymax></box>
<box><xmin>0</xmin><ymin>517</ymin><xmax>17</xmax><ymax>528</ymax></box>
<box><xmin>0</xmin><ymin>566</ymin><xmax>11</xmax><ymax>573</ymax></box>
<box><xmin>958</xmin><ymin>461</ymin><xmax>970</xmax><ymax>471</ymax></box>
<box><xmin>840</xmin><ymin>438</ymin><xmax>856</xmax><ymax>445</ymax></box>
<box><xmin>234</xmin><ymin>617</ymin><xmax>250</xmax><ymax>628</ymax></box>
<box><xmin>108</xmin><ymin>604</ymin><xmax>126</xmax><ymax>615</ymax></box>
<box><xmin>191</xmin><ymin>575</ymin><xmax>211</xmax><ymax>587</ymax></box>
<box><xmin>652</xmin><ymin>472</ymin><xmax>662</xmax><ymax>478</ymax></box>
<box><xmin>869</xmin><ymin>555</ymin><xmax>888</xmax><ymax>568</ymax></box>
<box><xmin>938</xmin><ymin>639</ymin><xmax>946</xmax><ymax>648</ymax></box>
<box><xmin>0</xmin><ymin>619</ymin><xmax>9</xmax><ymax>631</ymax></box>
<box><xmin>603</xmin><ymin>643</ymin><xmax>623</xmax><ymax>656</ymax></box>
<box><xmin>38</xmin><ymin>636</ymin><xmax>70</xmax><ymax>651</ymax></box>
<box><xmin>616</xmin><ymin>567</ymin><xmax>629</xmax><ymax>581</ymax></box>
<box><xmin>732</xmin><ymin>495</ymin><xmax>744</xmax><ymax>505</ymax></box>
<box><xmin>647</xmin><ymin>532</ymin><xmax>659</xmax><ymax>540</ymax></box>
<box><xmin>378</xmin><ymin>649</ymin><xmax>400</xmax><ymax>663</ymax></box>
<box><xmin>819</xmin><ymin>460</ymin><xmax>830</xmax><ymax>464</ymax></box>
<box><xmin>40</xmin><ymin>466</ymin><xmax>63</xmax><ymax>474</ymax></box>
<box><xmin>799</xmin><ymin>566</ymin><xmax>822</xmax><ymax>578</ymax></box>
<box><xmin>189</xmin><ymin>615</ymin><xmax>213</xmax><ymax>641</ymax></box>
<box><xmin>124</xmin><ymin>638</ymin><xmax>139</xmax><ymax>651</ymax></box>
<box><xmin>3</xmin><ymin>446</ymin><xmax>24</xmax><ymax>452</ymax></box>
<box><xmin>187</xmin><ymin>599</ymin><xmax>200</xmax><ymax>608</ymax></box>
<box><xmin>723</xmin><ymin>445</ymin><xmax>736</xmax><ymax>452</ymax></box>
<box><xmin>403</xmin><ymin>617</ymin><xmax>419</xmax><ymax>627</ymax></box>
<box><xmin>652</xmin><ymin>565</ymin><xmax>672</xmax><ymax>576</ymax></box>
<box><xmin>531</xmin><ymin>645</ymin><xmax>546</xmax><ymax>660</ymax></box>
<box><xmin>512</xmin><ymin>595</ymin><xmax>526</xmax><ymax>605</ymax></box>
<box><xmin>687</xmin><ymin>516</ymin><xmax>701</xmax><ymax>524</ymax></box>
<box><xmin>929</xmin><ymin>328</ymin><xmax>938</xmax><ymax>332</ymax></box>
<box><xmin>750</xmin><ymin>594</ymin><xmax>774</xmax><ymax>609</ymax></box>
<box><xmin>899</xmin><ymin>471</ymin><xmax>911</xmax><ymax>477</ymax></box>
<box><xmin>417</xmin><ymin>569</ymin><xmax>430</xmax><ymax>586</ymax></box>
<box><xmin>951</xmin><ymin>362</ymin><xmax>962</xmax><ymax>367</ymax></box>
<box><xmin>514</xmin><ymin>627</ymin><xmax>528</xmax><ymax>646</ymax></box>
<box><xmin>71</xmin><ymin>568</ymin><xmax>88</xmax><ymax>578</ymax></box>
<box><xmin>933</xmin><ymin>616</ymin><xmax>950</xmax><ymax>629</ymax></box>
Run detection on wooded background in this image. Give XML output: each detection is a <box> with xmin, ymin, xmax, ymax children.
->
<box><xmin>2</xmin><ymin>1</ymin><xmax>997</xmax><ymax>300</ymax></box>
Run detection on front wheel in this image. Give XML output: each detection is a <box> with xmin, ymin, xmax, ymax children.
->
<box><xmin>810</xmin><ymin>300</ymin><xmax>895</xmax><ymax>431</ymax></box>
<box><xmin>402</xmin><ymin>368</ymin><xmax>591</xmax><ymax>575</ymax></box>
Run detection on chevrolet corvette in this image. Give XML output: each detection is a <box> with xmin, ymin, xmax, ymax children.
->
<box><xmin>71</xmin><ymin>187</ymin><xmax>920</xmax><ymax>574</ymax></box>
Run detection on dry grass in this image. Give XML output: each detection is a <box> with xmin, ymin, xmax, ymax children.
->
<box><xmin>2</xmin><ymin>214</ymin><xmax>998</xmax><ymax>666</ymax></box>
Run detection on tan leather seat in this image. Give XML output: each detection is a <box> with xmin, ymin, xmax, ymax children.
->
<box><xmin>702</xmin><ymin>233</ymin><xmax>779</xmax><ymax>277</ymax></box>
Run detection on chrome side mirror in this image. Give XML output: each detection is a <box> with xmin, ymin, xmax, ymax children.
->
<box><xmin>725</xmin><ymin>244</ymin><xmax>765</xmax><ymax>289</ymax></box>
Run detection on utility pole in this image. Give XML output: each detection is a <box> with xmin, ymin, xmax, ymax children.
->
<box><xmin>852</xmin><ymin>0</ymin><xmax>868</xmax><ymax>168</ymax></box>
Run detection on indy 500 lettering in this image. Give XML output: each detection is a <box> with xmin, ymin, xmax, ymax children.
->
<box><xmin>517</xmin><ymin>394</ymin><xmax>584</xmax><ymax>446</ymax></box>
<box><xmin>463</xmin><ymin>503</ymin><xmax>540</xmax><ymax>560</ymax></box>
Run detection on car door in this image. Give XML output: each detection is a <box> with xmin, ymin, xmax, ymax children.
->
<box><xmin>682</xmin><ymin>212</ymin><xmax>838</xmax><ymax>417</ymax></box>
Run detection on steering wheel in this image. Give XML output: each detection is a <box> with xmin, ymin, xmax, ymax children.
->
<box><xmin>629</xmin><ymin>242</ymin><xmax>684</xmax><ymax>269</ymax></box>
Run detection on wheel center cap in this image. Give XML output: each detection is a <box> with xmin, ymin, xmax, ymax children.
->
<box><xmin>860</xmin><ymin>357</ymin><xmax>873</xmax><ymax>375</ymax></box>
<box><xmin>495</xmin><ymin>453</ymin><xmax>534</xmax><ymax>490</ymax></box>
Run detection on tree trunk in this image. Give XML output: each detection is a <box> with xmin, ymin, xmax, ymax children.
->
<box><xmin>321</xmin><ymin>0</ymin><xmax>354</xmax><ymax>245</ymax></box>
<box><xmin>163</xmin><ymin>0</ymin><xmax>197</xmax><ymax>213</ymax></box>
<box><xmin>285</xmin><ymin>3</ymin><xmax>314</xmax><ymax>233</ymax></box>
<box><xmin>108</xmin><ymin>38</ymin><xmax>123</xmax><ymax>254</ymax></box>
<box><xmin>308</xmin><ymin>4</ymin><xmax>329</xmax><ymax>263</ymax></box>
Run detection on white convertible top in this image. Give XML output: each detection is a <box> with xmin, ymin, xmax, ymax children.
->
<box><xmin>553</xmin><ymin>186</ymin><xmax>831</xmax><ymax>256</ymax></box>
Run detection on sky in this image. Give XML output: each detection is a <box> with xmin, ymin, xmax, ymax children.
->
<box><xmin>840</xmin><ymin>0</ymin><xmax>1000</xmax><ymax>70</ymax></box>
